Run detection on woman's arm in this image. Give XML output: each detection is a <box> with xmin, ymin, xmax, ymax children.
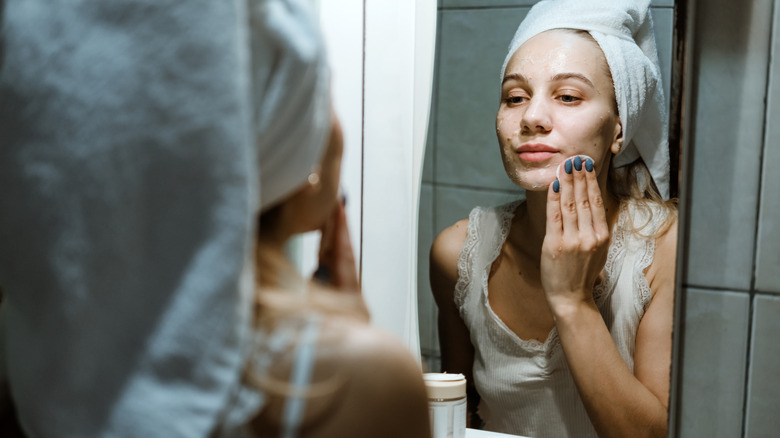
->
<box><xmin>542</xmin><ymin>158</ymin><xmax>675</xmax><ymax>438</ymax></box>
<box><xmin>429</xmin><ymin>221</ymin><xmax>481</xmax><ymax>425</ymax></box>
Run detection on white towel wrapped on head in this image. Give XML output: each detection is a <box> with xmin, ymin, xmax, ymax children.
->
<box><xmin>252</xmin><ymin>0</ymin><xmax>332</xmax><ymax>211</ymax></box>
<box><xmin>501</xmin><ymin>0</ymin><xmax>670</xmax><ymax>199</ymax></box>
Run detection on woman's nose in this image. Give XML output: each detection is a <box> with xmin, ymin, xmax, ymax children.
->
<box><xmin>521</xmin><ymin>97</ymin><xmax>552</xmax><ymax>133</ymax></box>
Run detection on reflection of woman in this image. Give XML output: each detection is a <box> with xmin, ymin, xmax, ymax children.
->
<box><xmin>430</xmin><ymin>1</ymin><xmax>677</xmax><ymax>437</ymax></box>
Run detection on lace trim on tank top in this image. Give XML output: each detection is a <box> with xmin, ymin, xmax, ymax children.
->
<box><xmin>626</xmin><ymin>201</ymin><xmax>660</xmax><ymax>311</ymax></box>
<box><xmin>454</xmin><ymin>199</ymin><xmax>660</xmax><ymax>356</ymax></box>
<box><xmin>633</xmin><ymin>234</ymin><xmax>655</xmax><ymax>312</ymax></box>
<box><xmin>591</xmin><ymin>201</ymin><xmax>657</xmax><ymax>312</ymax></box>
<box><xmin>454</xmin><ymin>200</ymin><xmax>521</xmax><ymax>314</ymax></box>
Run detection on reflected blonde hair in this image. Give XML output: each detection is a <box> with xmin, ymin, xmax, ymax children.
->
<box><xmin>246</xmin><ymin>208</ymin><xmax>368</xmax><ymax>405</ymax></box>
<box><xmin>608</xmin><ymin>158</ymin><xmax>677</xmax><ymax>238</ymax></box>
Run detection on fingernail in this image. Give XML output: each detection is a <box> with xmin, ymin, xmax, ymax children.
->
<box><xmin>313</xmin><ymin>264</ymin><xmax>330</xmax><ymax>283</ymax></box>
<box><xmin>574</xmin><ymin>156</ymin><xmax>582</xmax><ymax>171</ymax></box>
<box><xmin>553</xmin><ymin>179</ymin><xmax>560</xmax><ymax>193</ymax></box>
<box><xmin>585</xmin><ymin>158</ymin><xmax>594</xmax><ymax>172</ymax></box>
<box><xmin>565</xmin><ymin>159</ymin><xmax>573</xmax><ymax>174</ymax></box>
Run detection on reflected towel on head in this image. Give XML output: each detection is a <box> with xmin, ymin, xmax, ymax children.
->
<box><xmin>501</xmin><ymin>0</ymin><xmax>670</xmax><ymax>199</ymax></box>
<box><xmin>251</xmin><ymin>0</ymin><xmax>332</xmax><ymax>211</ymax></box>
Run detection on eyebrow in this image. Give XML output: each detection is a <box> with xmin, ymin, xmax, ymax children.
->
<box><xmin>501</xmin><ymin>72</ymin><xmax>596</xmax><ymax>89</ymax></box>
<box><xmin>501</xmin><ymin>73</ymin><xmax>526</xmax><ymax>86</ymax></box>
<box><xmin>550</xmin><ymin>72</ymin><xmax>595</xmax><ymax>88</ymax></box>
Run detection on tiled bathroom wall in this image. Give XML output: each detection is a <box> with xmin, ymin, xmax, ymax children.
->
<box><xmin>416</xmin><ymin>0</ymin><xmax>676</xmax><ymax>373</ymax></box>
<box><xmin>676</xmin><ymin>0</ymin><xmax>780</xmax><ymax>436</ymax></box>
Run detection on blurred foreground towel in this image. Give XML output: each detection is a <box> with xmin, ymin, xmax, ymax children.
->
<box><xmin>0</xmin><ymin>0</ymin><xmax>324</xmax><ymax>436</ymax></box>
<box><xmin>501</xmin><ymin>0</ymin><xmax>670</xmax><ymax>199</ymax></box>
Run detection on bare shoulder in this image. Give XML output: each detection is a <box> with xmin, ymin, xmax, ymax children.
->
<box><xmin>253</xmin><ymin>318</ymin><xmax>430</xmax><ymax>438</ymax></box>
<box><xmin>431</xmin><ymin>218</ymin><xmax>469</xmax><ymax>265</ymax></box>
<box><xmin>635</xmin><ymin>213</ymin><xmax>677</xmax><ymax>408</ymax></box>
<box><xmin>429</xmin><ymin>218</ymin><xmax>470</xmax><ymax>302</ymax></box>
<box><xmin>307</xmin><ymin>319</ymin><xmax>430</xmax><ymax>438</ymax></box>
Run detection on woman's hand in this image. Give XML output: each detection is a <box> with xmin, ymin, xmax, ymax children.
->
<box><xmin>541</xmin><ymin>156</ymin><xmax>610</xmax><ymax>313</ymax></box>
<box><xmin>314</xmin><ymin>197</ymin><xmax>360</xmax><ymax>293</ymax></box>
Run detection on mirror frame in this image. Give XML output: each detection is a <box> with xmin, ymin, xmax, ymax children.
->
<box><xmin>668</xmin><ymin>0</ymin><xmax>696</xmax><ymax>435</ymax></box>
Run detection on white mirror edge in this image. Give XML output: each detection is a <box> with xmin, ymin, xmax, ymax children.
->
<box><xmin>362</xmin><ymin>0</ymin><xmax>438</xmax><ymax>358</ymax></box>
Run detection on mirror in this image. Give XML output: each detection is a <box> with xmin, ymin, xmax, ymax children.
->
<box><xmin>417</xmin><ymin>0</ymin><xmax>677</xmax><ymax>373</ymax></box>
<box><xmin>416</xmin><ymin>0</ymin><xmax>683</xmax><ymax>434</ymax></box>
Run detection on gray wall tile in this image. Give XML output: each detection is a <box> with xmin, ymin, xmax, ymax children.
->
<box><xmin>754</xmin><ymin>0</ymin><xmax>780</xmax><ymax>294</ymax></box>
<box><xmin>434</xmin><ymin>8</ymin><xmax>530</xmax><ymax>191</ymax></box>
<box><xmin>418</xmin><ymin>183</ymin><xmax>437</xmax><ymax>353</ymax></box>
<box><xmin>679</xmin><ymin>288</ymin><xmax>750</xmax><ymax>437</ymax></box>
<box><xmin>745</xmin><ymin>294</ymin><xmax>780</xmax><ymax>436</ymax></box>
<box><xmin>651</xmin><ymin>7</ymin><xmax>674</xmax><ymax>104</ymax></box>
<box><xmin>684</xmin><ymin>0</ymin><xmax>773</xmax><ymax>290</ymax></box>
<box><xmin>434</xmin><ymin>185</ymin><xmax>524</xmax><ymax>234</ymax></box>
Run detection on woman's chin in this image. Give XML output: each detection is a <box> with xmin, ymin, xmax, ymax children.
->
<box><xmin>507</xmin><ymin>171</ymin><xmax>556</xmax><ymax>191</ymax></box>
<box><xmin>522</xmin><ymin>182</ymin><xmax>553</xmax><ymax>191</ymax></box>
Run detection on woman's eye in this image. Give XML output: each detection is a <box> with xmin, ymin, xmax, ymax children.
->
<box><xmin>506</xmin><ymin>96</ymin><xmax>527</xmax><ymax>105</ymax></box>
<box><xmin>559</xmin><ymin>94</ymin><xmax>581</xmax><ymax>103</ymax></box>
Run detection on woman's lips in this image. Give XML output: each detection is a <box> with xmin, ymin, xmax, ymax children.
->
<box><xmin>517</xmin><ymin>143</ymin><xmax>558</xmax><ymax>162</ymax></box>
<box><xmin>518</xmin><ymin>151</ymin><xmax>557</xmax><ymax>162</ymax></box>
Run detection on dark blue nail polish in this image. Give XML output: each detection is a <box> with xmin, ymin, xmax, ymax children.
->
<box><xmin>553</xmin><ymin>180</ymin><xmax>560</xmax><ymax>193</ymax></box>
<box><xmin>585</xmin><ymin>158</ymin><xmax>594</xmax><ymax>172</ymax></box>
<box><xmin>565</xmin><ymin>159</ymin><xmax>573</xmax><ymax>174</ymax></box>
<box><xmin>574</xmin><ymin>156</ymin><xmax>582</xmax><ymax>171</ymax></box>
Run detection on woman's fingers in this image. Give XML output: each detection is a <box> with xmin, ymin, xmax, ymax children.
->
<box><xmin>584</xmin><ymin>158</ymin><xmax>609</xmax><ymax>240</ymax></box>
<box><xmin>558</xmin><ymin>157</ymin><xmax>579</xmax><ymax>239</ymax></box>
<box><xmin>332</xmin><ymin>200</ymin><xmax>359</xmax><ymax>291</ymax></box>
<box><xmin>546</xmin><ymin>175</ymin><xmax>563</xmax><ymax>238</ymax></box>
<box><xmin>572</xmin><ymin>156</ymin><xmax>594</xmax><ymax>238</ymax></box>
<box><xmin>555</xmin><ymin>156</ymin><xmax>609</xmax><ymax>247</ymax></box>
<box><xmin>316</xmin><ymin>199</ymin><xmax>360</xmax><ymax>293</ymax></box>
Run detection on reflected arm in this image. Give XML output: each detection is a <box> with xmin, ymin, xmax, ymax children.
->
<box><xmin>429</xmin><ymin>220</ymin><xmax>481</xmax><ymax>426</ymax></box>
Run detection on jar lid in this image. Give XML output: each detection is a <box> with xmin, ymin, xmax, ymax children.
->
<box><xmin>423</xmin><ymin>373</ymin><xmax>466</xmax><ymax>399</ymax></box>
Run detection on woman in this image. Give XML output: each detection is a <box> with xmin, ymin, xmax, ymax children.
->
<box><xmin>430</xmin><ymin>1</ymin><xmax>677</xmax><ymax>437</ymax></box>
<box><xmin>222</xmin><ymin>2</ymin><xmax>431</xmax><ymax>437</ymax></box>
<box><xmin>246</xmin><ymin>116</ymin><xmax>431</xmax><ymax>438</ymax></box>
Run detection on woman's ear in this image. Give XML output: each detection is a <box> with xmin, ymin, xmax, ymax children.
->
<box><xmin>610</xmin><ymin>120</ymin><xmax>624</xmax><ymax>155</ymax></box>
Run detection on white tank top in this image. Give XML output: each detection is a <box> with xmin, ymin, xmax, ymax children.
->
<box><xmin>454</xmin><ymin>199</ymin><xmax>665</xmax><ymax>437</ymax></box>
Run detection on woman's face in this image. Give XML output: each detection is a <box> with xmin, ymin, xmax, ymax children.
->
<box><xmin>300</xmin><ymin>114</ymin><xmax>344</xmax><ymax>232</ymax></box>
<box><xmin>496</xmin><ymin>29</ymin><xmax>622</xmax><ymax>191</ymax></box>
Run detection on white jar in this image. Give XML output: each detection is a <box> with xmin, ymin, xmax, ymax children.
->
<box><xmin>423</xmin><ymin>373</ymin><xmax>467</xmax><ymax>438</ymax></box>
